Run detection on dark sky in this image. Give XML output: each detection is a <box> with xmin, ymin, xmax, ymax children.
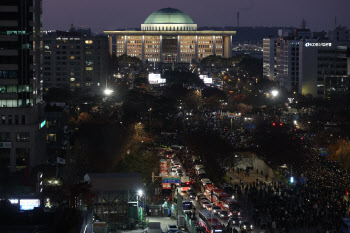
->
<box><xmin>43</xmin><ymin>0</ymin><xmax>350</xmax><ymax>33</ymax></box>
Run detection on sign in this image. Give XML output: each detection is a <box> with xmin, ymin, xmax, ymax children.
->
<box><xmin>20</xmin><ymin>199</ymin><xmax>40</xmax><ymax>210</ymax></box>
<box><xmin>162</xmin><ymin>183</ymin><xmax>171</xmax><ymax>189</ymax></box>
<box><xmin>305</xmin><ymin>42</ymin><xmax>332</xmax><ymax>47</ymax></box>
<box><xmin>0</xmin><ymin>142</ymin><xmax>11</xmax><ymax>148</ymax></box>
<box><xmin>163</xmin><ymin>177</ymin><xmax>181</xmax><ymax>183</ymax></box>
<box><xmin>39</xmin><ymin>120</ymin><xmax>46</xmax><ymax>129</ymax></box>
<box><xmin>148</xmin><ymin>73</ymin><xmax>166</xmax><ymax>84</ymax></box>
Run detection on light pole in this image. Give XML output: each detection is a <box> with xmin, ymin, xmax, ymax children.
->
<box><xmin>271</xmin><ymin>89</ymin><xmax>279</xmax><ymax>119</ymax></box>
<box><xmin>148</xmin><ymin>108</ymin><xmax>152</xmax><ymax>134</ymax></box>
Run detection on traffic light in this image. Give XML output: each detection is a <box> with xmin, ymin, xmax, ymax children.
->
<box><xmin>279</xmin><ymin>123</ymin><xmax>283</xmax><ymax>126</ymax></box>
<box><xmin>272</xmin><ymin>122</ymin><xmax>276</xmax><ymax>126</ymax></box>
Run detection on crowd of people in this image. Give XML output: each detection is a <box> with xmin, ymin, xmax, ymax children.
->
<box><xmin>228</xmin><ymin>153</ymin><xmax>350</xmax><ymax>233</ymax></box>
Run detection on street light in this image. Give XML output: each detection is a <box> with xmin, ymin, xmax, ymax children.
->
<box><xmin>104</xmin><ymin>88</ymin><xmax>113</xmax><ymax>96</ymax></box>
<box><xmin>138</xmin><ymin>189</ymin><xmax>143</xmax><ymax>197</ymax></box>
<box><xmin>271</xmin><ymin>90</ymin><xmax>279</xmax><ymax>97</ymax></box>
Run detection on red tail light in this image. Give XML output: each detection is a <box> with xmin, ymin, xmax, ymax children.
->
<box><xmin>272</xmin><ymin>122</ymin><xmax>276</xmax><ymax>126</ymax></box>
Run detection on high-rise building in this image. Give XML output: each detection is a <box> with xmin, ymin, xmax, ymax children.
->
<box><xmin>105</xmin><ymin>8</ymin><xmax>235</xmax><ymax>63</ymax></box>
<box><xmin>263</xmin><ymin>38</ymin><xmax>277</xmax><ymax>81</ymax></box>
<box><xmin>263</xmin><ymin>28</ymin><xmax>350</xmax><ymax>99</ymax></box>
<box><xmin>42</xmin><ymin>27</ymin><xmax>109</xmax><ymax>93</ymax></box>
<box><xmin>0</xmin><ymin>0</ymin><xmax>46</xmax><ymax>172</ymax></box>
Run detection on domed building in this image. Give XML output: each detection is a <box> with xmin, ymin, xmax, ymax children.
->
<box><xmin>141</xmin><ymin>8</ymin><xmax>197</xmax><ymax>31</ymax></box>
<box><xmin>104</xmin><ymin>8</ymin><xmax>235</xmax><ymax>63</ymax></box>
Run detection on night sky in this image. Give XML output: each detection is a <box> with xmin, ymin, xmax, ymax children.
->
<box><xmin>43</xmin><ymin>0</ymin><xmax>350</xmax><ymax>32</ymax></box>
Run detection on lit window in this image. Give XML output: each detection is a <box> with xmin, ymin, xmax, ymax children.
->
<box><xmin>86</xmin><ymin>67</ymin><xmax>93</xmax><ymax>71</ymax></box>
<box><xmin>85</xmin><ymin>40</ymin><xmax>93</xmax><ymax>44</ymax></box>
<box><xmin>70</xmin><ymin>78</ymin><xmax>75</xmax><ymax>81</ymax></box>
<box><xmin>70</xmin><ymin>56</ymin><xmax>75</xmax><ymax>60</ymax></box>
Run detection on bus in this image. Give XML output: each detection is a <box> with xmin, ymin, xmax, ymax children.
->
<box><xmin>205</xmin><ymin>188</ymin><xmax>221</xmax><ymax>203</ymax></box>
<box><xmin>198</xmin><ymin>210</ymin><xmax>224</xmax><ymax>233</ymax></box>
<box><xmin>220</xmin><ymin>197</ymin><xmax>240</xmax><ymax>216</ymax></box>
<box><xmin>212</xmin><ymin>190</ymin><xmax>228</xmax><ymax>206</ymax></box>
<box><xmin>180</xmin><ymin>176</ymin><xmax>191</xmax><ymax>192</ymax></box>
<box><xmin>183</xmin><ymin>199</ymin><xmax>193</xmax><ymax>213</ymax></box>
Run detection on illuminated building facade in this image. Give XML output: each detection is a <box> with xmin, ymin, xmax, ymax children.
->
<box><xmin>0</xmin><ymin>0</ymin><xmax>46</xmax><ymax>172</ymax></box>
<box><xmin>264</xmin><ymin>29</ymin><xmax>350</xmax><ymax>99</ymax></box>
<box><xmin>105</xmin><ymin>8</ymin><xmax>235</xmax><ymax>63</ymax></box>
<box><xmin>42</xmin><ymin>28</ymin><xmax>109</xmax><ymax>93</ymax></box>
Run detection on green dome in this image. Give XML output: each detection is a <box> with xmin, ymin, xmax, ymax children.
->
<box><xmin>144</xmin><ymin>8</ymin><xmax>195</xmax><ymax>24</ymax></box>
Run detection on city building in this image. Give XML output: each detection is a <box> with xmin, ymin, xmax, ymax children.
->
<box><xmin>0</xmin><ymin>0</ymin><xmax>47</xmax><ymax>172</ymax></box>
<box><xmin>263</xmin><ymin>28</ymin><xmax>350</xmax><ymax>99</ymax></box>
<box><xmin>328</xmin><ymin>26</ymin><xmax>350</xmax><ymax>41</ymax></box>
<box><xmin>45</xmin><ymin>103</ymin><xmax>68</xmax><ymax>158</ymax></box>
<box><xmin>42</xmin><ymin>27</ymin><xmax>109</xmax><ymax>93</ymax></box>
<box><xmin>104</xmin><ymin>8</ymin><xmax>235</xmax><ymax>63</ymax></box>
<box><xmin>263</xmin><ymin>38</ymin><xmax>277</xmax><ymax>81</ymax></box>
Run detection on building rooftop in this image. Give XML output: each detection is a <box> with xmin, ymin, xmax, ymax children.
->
<box><xmin>144</xmin><ymin>8</ymin><xmax>194</xmax><ymax>24</ymax></box>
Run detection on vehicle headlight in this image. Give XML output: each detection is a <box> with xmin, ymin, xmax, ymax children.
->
<box><xmin>243</xmin><ymin>225</ymin><xmax>246</xmax><ymax>229</ymax></box>
<box><xmin>250</xmin><ymin>225</ymin><xmax>253</xmax><ymax>228</ymax></box>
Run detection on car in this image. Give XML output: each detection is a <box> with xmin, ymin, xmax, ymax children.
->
<box><xmin>240</xmin><ymin>221</ymin><xmax>253</xmax><ymax>232</ymax></box>
<box><xmin>174</xmin><ymin>163</ymin><xmax>181</xmax><ymax>168</ymax></box>
<box><xmin>201</xmin><ymin>200</ymin><xmax>211</xmax><ymax>208</ymax></box>
<box><xmin>171</xmin><ymin>166</ymin><xmax>177</xmax><ymax>172</ymax></box>
<box><xmin>188</xmin><ymin>192</ymin><xmax>197</xmax><ymax>199</ymax></box>
<box><xmin>205</xmin><ymin>204</ymin><xmax>212</xmax><ymax>211</ymax></box>
<box><xmin>177</xmin><ymin>169</ymin><xmax>183</xmax><ymax>175</ymax></box>
<box><xmin>211</xmin><ymin>205</ymin><xmax>221</xmax><ymax>214</ymax></box>
<box><xmin>229</xmin><ymin>216</ymin><xmax>243</xmax><ymax>226</ymax></box>
<box><xmin>198</xmin><ymin>196</ymin><xmax>209</xmax><ymax>204</ymax></box>
<box><xmin>218</xmin><ymin>210</ymin><xmax>229</xmax><ymax>219</ymax></box>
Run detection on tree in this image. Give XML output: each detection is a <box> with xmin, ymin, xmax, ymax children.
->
<box><xmin>329</xmin><ymin>140</ymin><xmax>350</xmax><ymax>169</ymax></box>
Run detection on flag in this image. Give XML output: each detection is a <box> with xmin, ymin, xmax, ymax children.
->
<box><xmin>57</xmin><ymin>157</ymin><xmax>66</xmax><ymax>164</ymax></box>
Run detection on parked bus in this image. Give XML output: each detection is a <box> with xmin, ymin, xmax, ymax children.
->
<box><xmin>198</xmin><ymin>210</ymin><xmax>224</xmax><ymax>233</ymax></box>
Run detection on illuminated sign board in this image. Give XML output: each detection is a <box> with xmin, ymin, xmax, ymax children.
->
<box><xmin>39</xmin><ymin>120</ymin><xmax>46</xmax><ymax>129</ymax></box>
<box><xmin>199</xmin><ymin>75</ymin><xmax>208</xmax><ymax>80</ymax></box>
<box><xmin>305</xmin><ymin>42</ymin><xmax>332</xmax><ymax>47</ymax></box>
<box><xmin>203</xmin><ymin>78</ymin><xmax>213</xmax><ymax>84</ymax></box>
<box><xmin>148</xmin><ymin>74</ymin><xmax>166</xmax><ymax>84</ymax></box>
<box><xmin>0</xmin><ymin>142</ymin><xmax>11</xmax><ymax>148</ymax></box>
<box><xmin>20</xmin><ymin>199</ymin><xmax>40</xmax><ymax>210</ymax></box>
<box><xmin>9</xmin><ymin>199</ymin><xmax>18</xmax><ymax>204</ymax></box>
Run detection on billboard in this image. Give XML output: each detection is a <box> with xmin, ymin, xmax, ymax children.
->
<box><xmin>199</xmin><ymin>75</ymin><xmax>212</xmax><ymax>85</ymax></box>
<box><xmin>20</xmin><ymin>199</ymin><xmax>40</xmax><ymax>210</ymax></box>
<box><xmin>199</xmin><ymin>75</ymin><xmax>208</xmax><ymax>80</ymax></box>
<box><xmin>162</xmin><ymin>177</ymin><xmax>181</xmax><ymax>183</ymax></box>
<box><xmin>203</xmin><ymin>78</ymin><xmax>213</xmax><ymax>84</ymax></box>
<box><xmin>148</xmin><ymin>73</ymin><xmax>166</xmax><ymax>84</ymax></box>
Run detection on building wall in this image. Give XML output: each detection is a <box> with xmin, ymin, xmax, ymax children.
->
<box><xmin>0</xmin><ymin>0</ymin><xmax>46</xmax><ymax>172</ymax></box>
<box><xmin>42</xmin><ymin>34</ymin><xmax>109</xmax><ymax>93</ymax></box>
<box><xmin>263</xmin><ymin>38</ymin><xmax>276</xmax><ymax>81</ymax></box>
<box><xmin>144</xmin><ymin>35</ymin><xmax>161</xmax><ymax>62</ymax></box>
<box><xmin>179</xmin><ymin>35</ymin><xmax>195</xmax><ymax>63</ymax></box>
<box><xmin>109</xmin><ymin>32</ymin><xmax>233</xmax><ymax>63</ymax></box>
<box><xmin>141</xmin><ymin>23</ymin><xmax>197</xmax><ymax>31</ymax></box>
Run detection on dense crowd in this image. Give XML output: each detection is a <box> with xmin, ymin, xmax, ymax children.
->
<box><xmin>228</xmin><ymin>153</ymin><xmax>350</xmax><ymax>233</ymax></box>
